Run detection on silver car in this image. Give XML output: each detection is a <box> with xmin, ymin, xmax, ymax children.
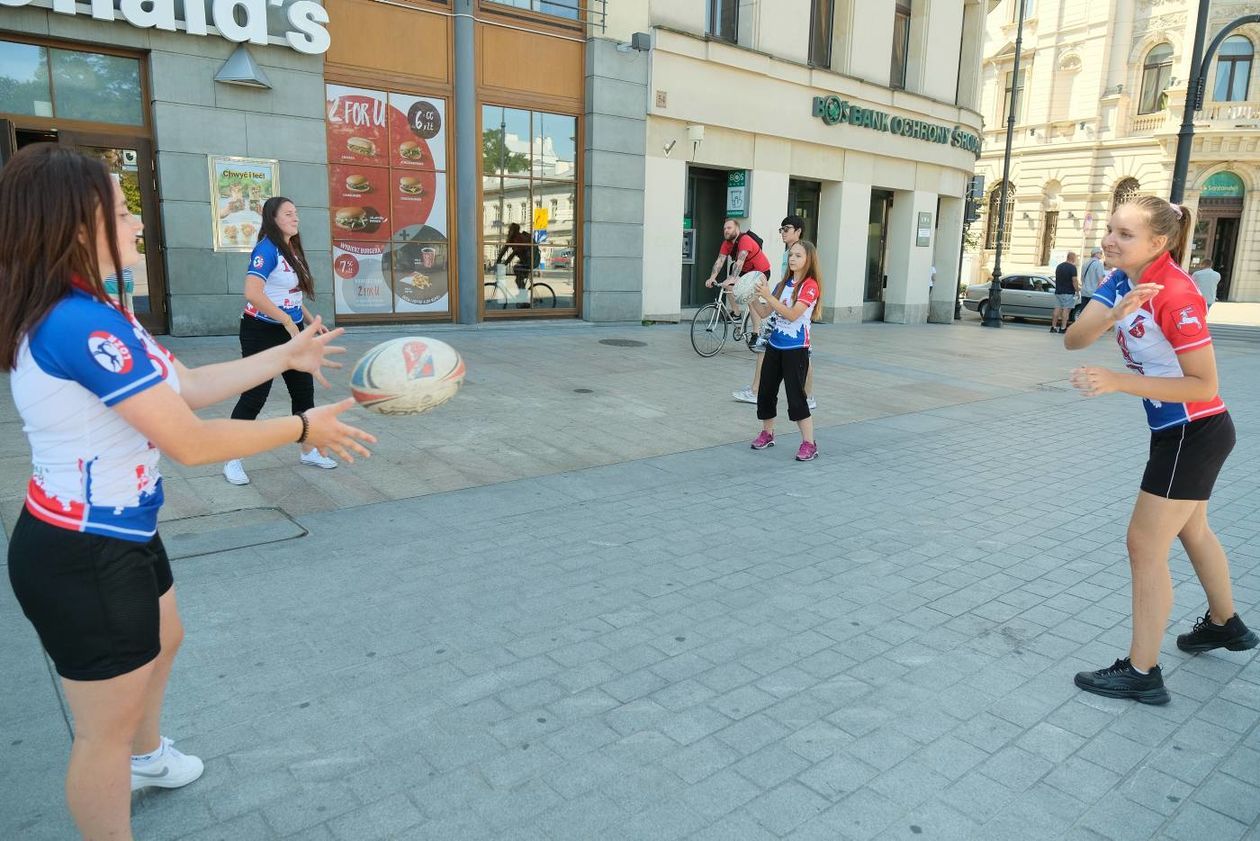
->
<box><xmin>962</xmin><ymin>274</ymin><xmax>1081</xmax><ymax>323</ymax></box>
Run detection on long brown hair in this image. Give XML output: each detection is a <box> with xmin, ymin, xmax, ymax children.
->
<box><xmin>258</xmin><ymin>196</ymin><xmax>315</xmax><ymax>297</ymax></box>
<box><xmin>1120</xmin><ymin>194</ymin><xmax>1194</xmax><ymax>264</ymax></box>
<box><xmin>0</xmin><ymin>144</ymin><xmax>122</xmax><ymax>369</ymax></box>
<box><xmin>773</xmin><ymin>240</ymin><xmax>823</xmax><ymax>316</ymax></box>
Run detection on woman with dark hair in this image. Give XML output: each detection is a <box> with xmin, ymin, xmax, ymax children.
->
<box><xmin>223</xmin><ymin>196</ymin><xmax>332</xmax><ymax>485</ymax></box>
<box><xmin>748</xmin><ymin>240</ymin><xmax>822</xmax><ymax>462</ymax></box>
<box><xmin>0</xmin><ymin>144</ymin><xmax>374</xmax><ymax>838</ymax></box>
<box><xmin>1065</xmin><ymin>194</ymin><xmax>1256</xmax><ymax>704</ymax></box>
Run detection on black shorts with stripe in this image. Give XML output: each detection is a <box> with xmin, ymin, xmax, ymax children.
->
<box><xmin>1141</xmin><ymin>411</ymin><xmax>1235</xmax><ymax>501</ymax></box>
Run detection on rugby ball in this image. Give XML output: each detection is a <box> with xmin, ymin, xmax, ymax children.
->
<box><xmin>732</xmin><ymin>271</ymin><xmax>763</xmax><ymax>305</ymax></box>
<box><xmin>350</xmin><ymin>337</ymin><xmax>465</xmax><ymax>415</ymax></box>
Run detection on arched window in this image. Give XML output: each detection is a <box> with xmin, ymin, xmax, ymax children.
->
<box><xmin>985</xmin><ymin>182</ymin><xmax>1015</xmax><ymax>250</ymax></box>
<box><xmin>1112</xmin><ymin>177</ymin><xmax>1141</xmax><ymax>211</ymax></box>
<box><xmin>1214</xmin><ymin>36</ymin><xmax>1253</xmax><ymax>102</ymax></box>
<box><xmin>1138</xmin><ymin>44</ymin><xmax>1174</xmax><ymax>114</ymax></box>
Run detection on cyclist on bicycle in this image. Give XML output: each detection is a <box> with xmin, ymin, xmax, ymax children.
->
<box><xmin>704</xmin><ymin>218</ymin><xmax>771</xmax><ymax>312</ymax></box>
<box><xmin>495</xmin><ymin>222</ymin><xmax>537</xmax><ymax>301</ymax></box>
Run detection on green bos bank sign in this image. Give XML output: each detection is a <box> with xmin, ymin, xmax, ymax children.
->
<box><xmin>812</xmin><ymin>96</ymin><xmax>982</xmax><ymax>159</ymax></box>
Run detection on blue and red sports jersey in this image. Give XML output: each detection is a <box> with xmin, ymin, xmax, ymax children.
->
<box><xmin>11</xmin><ymin>289</ymin><xmax>181</xmax><ymax>541</ymax></box>
<box><xmin>244</xmin><ymin>237</ymin><xmax>304</xmax><ymax>324</ymax></box>
<box><xmin>1091</xmin><ymin>251</ymin><xmax>1226</xmax><ymax>431</ymax></box>
<box><xmin>768</xmin><ymin>276</ymin><xmax>820</xmax><ymax>350</ymax></box>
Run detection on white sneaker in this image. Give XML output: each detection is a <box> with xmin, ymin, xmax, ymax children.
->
<box><xmin>131</xmin><ymin>737</ymin><xmax>204</xmax><ymax>792</ymax></box>
<box><xmin>732</xmin><ymin>387</ymin><xmax>757</xmax><ymax>404</ymax></box>
<box><xmin>222</xmin><ymin>460</ymin><xmax>249</xmax><ymax>485</ymax></box>
<box><xmin>807</xmin><ymin>396</ymin><xmax>817</xmax><ymax>410</ymax></box>
<box><xmin>300</xmin><ymin>450</ymin><xmax>337</xmax><ymax>469</ymax></box>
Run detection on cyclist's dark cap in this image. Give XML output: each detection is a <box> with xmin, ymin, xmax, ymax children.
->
<box><xmin>780</xmin><ymin>215</ymin><xmax>805</xmax><ymax>231</ymax></box>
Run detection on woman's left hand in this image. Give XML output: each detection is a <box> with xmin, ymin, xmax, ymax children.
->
<box><xmin>1071</xmin><ymin>366</ymin><xmax>1117</xmax><ymax>398</ymax></box>
<box><xmin>284</xmin><ymin>316</ymin><xmax>347</xmax><ymax>388</ymax></box>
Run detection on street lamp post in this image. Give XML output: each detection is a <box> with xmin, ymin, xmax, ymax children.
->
<box><xmin>981</xmin><ymin>0</ymin><xmax>1028</xmax><ymax>327</ymax></box>
<box><xmin>1170</xmin><ymin>1</ymin><xmax>1260</xmax><ymax>202</ymax></box>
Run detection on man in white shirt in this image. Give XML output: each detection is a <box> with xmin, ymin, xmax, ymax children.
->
<box><xmin>1191</xmin><ymin>258</ymin><xmax>1221</xmax><ymax>309</ymax></box>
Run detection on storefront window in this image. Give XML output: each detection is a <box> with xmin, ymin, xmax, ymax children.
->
<box><xmin>0</xmin><ymin>41</ymin><xmax>51</xmax><ymax>117</ymax></box>
<box><xmin>49</xmin><ymin>50</ymin><xmax>143</xmax><ymax>126</ymax></box>
<box><xmin>482</xmin><ymin>105</ymin><xmax>579</xmax><ymax>312</ymax></box>
<box><xmin>484</xmin><ymin>0</ymin><xmax>578</xmax><ymax>20</ymax></box>
<box><xmin>0</xmin><ymin>40</ymin><xmax>141</xmax><ymax>125</ymax></box>
<box><xmin>325</xmin><ymin>85</ymin><xmax>451</xmax><ymax>319</ymax></box>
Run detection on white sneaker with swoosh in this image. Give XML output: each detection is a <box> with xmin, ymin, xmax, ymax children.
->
<box><xmin>131</xmin><ymin>737</ymin><xmax>204</xmax><ymax>791</ymax></box>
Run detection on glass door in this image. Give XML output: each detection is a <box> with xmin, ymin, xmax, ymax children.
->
<box><xmin>58</xmin><ymin>132</ymin><xmax>167</xmax><ymax>334</ymax></box>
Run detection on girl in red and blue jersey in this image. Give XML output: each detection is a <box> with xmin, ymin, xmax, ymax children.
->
<box><xmin>223</xmin><ymin>197</ymin><xmax>333</xmax><ymax>486</ymax></box>
<box><xmin>0</xmin><ymin>145</ymin><xmax>375</xmax><ymax>839</ymax></box>
<box><xmin>1065</xmin><ymin>194</ymin><xmax>1256</xmax><ymax>705</ymax></box>
<box><xmin>749</xmin><ymin>240</ymin><xmax>821</xmax><ymax>461</ymax></box>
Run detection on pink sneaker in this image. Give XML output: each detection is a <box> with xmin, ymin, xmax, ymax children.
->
<box><xmin>795</xmin><ymin>441</ymin><xmax>818</xmax><ymax>461</ymax></box>
<box><xmin>751</xmin><ymin>430</ymin><xmax>775</xmax><ymax>450</ymax></box>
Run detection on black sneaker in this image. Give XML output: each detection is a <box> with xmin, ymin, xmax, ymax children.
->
<box><xmin>1176</xmin><ymin>611</ymin><xmax>1260</xmax><ymax>653</ymax></box>
<box><xmin>1074</xmin><ymin>658</ymin><xmax>1170</xmax><ymax>705</ymax></box>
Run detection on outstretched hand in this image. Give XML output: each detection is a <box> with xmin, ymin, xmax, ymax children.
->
<box><xmin>284</xmin><ymin>316</ymin><xmax>346</xmax><ymax>388</ymax></box>
<box><xmin>305</xmin><ymin>398</ymin><xmax>377</xmax><ymax>463</ymax></box>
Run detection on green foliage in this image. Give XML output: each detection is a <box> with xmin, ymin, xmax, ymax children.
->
<box><xmin>483</xmin><ymin>128</ymin><xmax>530</xmax><ymax>174</ymax></box>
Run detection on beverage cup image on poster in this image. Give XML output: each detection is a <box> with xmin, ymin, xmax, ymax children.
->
<box><xmin>210</xmin><ymin>156</ymin><xmax>277</xmax><ymax>251</ymax></box>
<box><xmin>333</xmin><ymin>242</ymin><xmax>392</xmax><ymax>314</ymax></box>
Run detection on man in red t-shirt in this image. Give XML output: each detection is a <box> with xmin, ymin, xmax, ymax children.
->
<box><xmin>705</xmin><ymin>219</ymin><xmax>771</xmax><ymax>307</ymax></box>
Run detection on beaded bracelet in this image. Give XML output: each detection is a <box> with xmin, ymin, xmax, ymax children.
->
<box><xmin>296</xmin><ymin>411</ymin><xmax>310</xmax><ymax>444</ymax></box>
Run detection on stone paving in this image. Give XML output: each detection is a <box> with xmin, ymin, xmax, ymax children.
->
<box><xmin>1</xmin><ymin>318</ymin><xmax>1258</xmax><ymax>840</ymax></box>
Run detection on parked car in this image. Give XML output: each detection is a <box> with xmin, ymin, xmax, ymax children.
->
<box><xmin>549</xmin><ymin>248</ymin><xmax>575</xmax><ymax>270</ymax></box>
<box><xmin>962</xmin><ymin>273</ymin><xmax>1083</xmax><ymax>323</ymax></box>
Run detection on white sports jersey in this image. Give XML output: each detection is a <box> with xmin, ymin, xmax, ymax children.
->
<box><xmin>11</xmin><ymin>289</ymin><xmax>181</xmax><ymax>541</ymax></box>
<box><xmin>244</xmin><ymin>237</ymin><xmax>304</xmax><ymax>324</ymax></box>
<box><xmin>768</xmin><ymin>276</ymin><xmax>820</xmax><ymax>350</ymax></box>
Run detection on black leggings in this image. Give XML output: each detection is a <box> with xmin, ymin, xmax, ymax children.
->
<box><xmin>230</xmin><ymin>315</ymin><xmax>314</xmax><ymax>420</ymax></box>
<box><xmin>758</xmin><ymin>345</ymin><xmax>811</xmax><ymax>422</ymax></box>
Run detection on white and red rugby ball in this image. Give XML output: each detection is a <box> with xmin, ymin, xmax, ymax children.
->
<box><xmin>350</xmin><ymin>337</ymin><xmax>465</xmax><ymax>415</ymax></box>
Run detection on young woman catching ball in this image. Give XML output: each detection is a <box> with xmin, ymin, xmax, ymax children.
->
<box><xmin>1065</xmin><ymin>194</ymin><xmax>1256</xmax><ymax>704</ymax></box>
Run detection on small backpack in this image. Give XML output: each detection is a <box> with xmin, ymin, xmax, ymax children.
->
<box><xmin>726</xmin><ymin>230</ymin><xmax>764</xmax><ymax>274</ymax></box>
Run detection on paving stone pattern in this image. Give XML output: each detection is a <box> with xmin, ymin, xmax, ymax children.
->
<box><xmin>1</xmin><ymin>321</ymin><xmax>1258</xmax><ymax>840</ymax></box>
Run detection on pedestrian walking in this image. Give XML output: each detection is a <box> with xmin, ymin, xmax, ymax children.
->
<box><xmin>749</xmin><ymin>240</ymin><xmax>821</xmax><ymax>461</ymax></box>
<box><xmin>223</xmin><ymin>197</ymin><xmax>336</xmax><ymax>485</ymax></box>
<box><xmin>1065</xmin><ymin>194</ymin><xmax>1256</xmax><ymax>704</ymax></box>
<box><xmin>1051</xmin><ymin>251</ymin><xmax>1079</xmax><ymax>333</ymax></box>
<box><xmin>1080</xmin><ymin>246</ymin><xmax>1105</xmax><ymax>310</ymax></box>
<box><xmin>0</xmin><ymin>144</ymin><xmax>374</xmax><ymax>840</ymax></box>
<box><xmin>1191</xmin><ymin>257</ymin><xmax>1221</xmax><ymax>310</ymax></box>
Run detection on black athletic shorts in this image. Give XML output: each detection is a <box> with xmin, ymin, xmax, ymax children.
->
<box><xmin>1140</xmin><ymin>411</ymin><xmax>1235</xmax><ymax>501</ymax></box>
<box><xmin>7</xmin><ymin>508</ymin><xmax>173</xmax><ymax>681</ymax></box>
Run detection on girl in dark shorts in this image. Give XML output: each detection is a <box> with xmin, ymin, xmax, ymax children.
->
<box><xmin>1064</xmin><ymin>194</ymin><xmax>1257</xmax><ymax>704</ymax></box>
<box><xmin>0</xmin><ymin>145</ymin><xmax>375</xmax><ymax>839</ymax></box>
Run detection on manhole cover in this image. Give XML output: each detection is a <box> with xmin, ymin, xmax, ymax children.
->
<box><xmin>573</xmin><ymin>388</ymin><xmax>594</xmax><ymax>394</ymax></box>
<box><xmin>598</xmin><ymin>338</ymin><xmax>647</xmax><ymax>347</ymax></box>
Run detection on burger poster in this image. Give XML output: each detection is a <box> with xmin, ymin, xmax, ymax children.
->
<box><xmin>332</xmin><ymin>241</ymin><xmax>392</xmax><ymax>315</ymax></box>
<box><xmin>326</xmin><ymin>85</ymin><xmax>388</xmax><ymax>167</ymax></box>
<box><xmin>388</xmin><ymin>94</ymin><xmax>445</xmax><ymax>171</ymax></box>
<box><xmin>209</xmin><ymin>155</ymin><xmax>277</xmax><ymax>252</ymax></box>
<box><xmin>325</xmin><ymin>84</ymin><xmax>451</xmax><ymax>318</ymax></box>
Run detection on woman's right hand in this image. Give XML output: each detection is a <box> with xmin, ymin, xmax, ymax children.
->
<box><xmin>1111</xmin><ymin>283</ymin><xmax>1163</xmax><ymax>321</ymax></box>
<box><xmin>303</xmin><ymin>398</ymin><xmax>377</xmax><ymax>463</ymax></box>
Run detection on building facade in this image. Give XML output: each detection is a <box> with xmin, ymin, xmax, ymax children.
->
<box><xmin>970</xmin><ymin>0</ymin><xmax>1260</xmax><ymax>303</ymax></box>
<box><xmin>0</xmin><ymin>0</ymin><xmax>986</xmax><ymax>334</ymax></box>
<box><xmin>605</xmin><ymin>0</ymin><xmax>988</xmax><ymax>324</ymax></box>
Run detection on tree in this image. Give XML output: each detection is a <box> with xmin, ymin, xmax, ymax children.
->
<box><xmin>482</xmin><ymin>128</ymin><xmax>529</xmax><ymax>174</ymax></box>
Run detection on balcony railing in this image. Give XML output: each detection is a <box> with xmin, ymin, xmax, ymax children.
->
<box><xmin>1198</xmin><ymin>101</ymin><xmax>1260</xmax><ymax>125</ymax></box>
<box><xmin>1130</xmin><ymin>111</ymin><xmax>1170</xmax><ymax>135</ymax></box>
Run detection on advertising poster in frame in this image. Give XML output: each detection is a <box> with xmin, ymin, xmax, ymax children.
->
<box><xmin>210</xmin><ymin>156</ymin><xmax>278</xmax><ymax>252</ymax></box>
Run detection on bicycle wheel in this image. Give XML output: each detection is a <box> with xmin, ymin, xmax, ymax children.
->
<box><xmin>740</xmin><ymin>310</ymin><xmax>758</xmax><ymax>351</ymax></box>
<box><xmin>484</xmin><ymin>281</ymin><xmax>507</xmax><ymax>309</ymax></box>
<box><xmin>530</xmin><ymin>282</ymin><xmax>556</xmax><ymax>308</ymax></box>
<box><xmin>690</xmin><ymin>303</ymin><xmax>729</xmax><ymax>357</ymax></box>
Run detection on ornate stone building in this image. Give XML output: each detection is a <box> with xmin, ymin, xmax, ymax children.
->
<box><xmin>970</xmin><ymin>0</ymin><xmax>1260</xmax><ymax>302</ymax></box>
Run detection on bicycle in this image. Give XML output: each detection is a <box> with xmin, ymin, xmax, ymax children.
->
<box><xmin>484</xmin><ymin>267</ymin><xmax>556</xmax><ymax>309</ymax></box>
<box><xmin>690</xmin><ymin>284</ymin><xmax>761</xmax><ymax>357</ymax></box>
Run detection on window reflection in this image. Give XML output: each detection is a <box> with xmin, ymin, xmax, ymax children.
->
<box><xmin>0</xmin><ymin>41</ymin><xmax>51</xmax><ymax>117</ymax></box>
<box><xmin>484</xmin><ymin>0</ymin><xmax>579</xmax><ymax>20</ymax></box>
<box><xmin>50</xmin><ymin>49</ymin><xmax>143</xmax><ymax>125</ymax></box>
